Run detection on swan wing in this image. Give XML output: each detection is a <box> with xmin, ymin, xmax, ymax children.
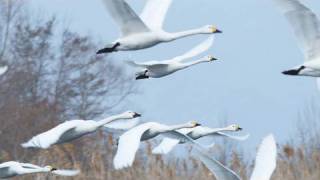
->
<box><xmin>21</xmin><ymin>120</ymin><xmax>81</xmax><ymax>149</ymax></box>
<box><xmin>170</xmin><ymin>36</ymin><xmax>214</xmax><ymax>62</ymax></box>
<box><xmin>213</xmin><ymin>132</ymin><xmax>250</xmax><ymax>141</ymax></box>
<box><xmin>101</xmin><ymin>0</ymin><xmax>150</xmax><ymax>36</ymax></box>
<box><xmin>274</xmin><ymin>0</ymin><xmax>320</xmax><ymax>60</ymax></box>
<box><xmin>51</xmin><ymin>169</ymin><xmax>80</xmax><ymax>176</ymax></box>
<box><xmin>0</xmin><ymin>66</ymin><xmax>8</xmax><ymax>76</ymax></box>
<box><xmin>113</xmin><ymin>122</ymin><xmax>154</xmax><ymax>169</ymax></box>
<box><xmin>152</xmin><ymin>128</ymin><xmax>194</xmax><ymax>154</ymax></box>
<box><xmin>164</xmin><ymin>131</ymin><xmax>241</xmax><ymax>180</ymax></box>
<box><xmin>140</xmin><ymin>0</ymin><xmax>172</xmax><ymax>30</ymax></box>
<box><xmin>250</xmin><ymin>134</ymin><xmax>277</xmax><ymax>180</ymax></box>
<box><xmin>104</xmin><ymin>118</ymin><xmax>140</xmax><ymax>130</ymax></box>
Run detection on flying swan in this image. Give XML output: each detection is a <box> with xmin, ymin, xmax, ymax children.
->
<box><xmin>0</xmin><ymin>161</ymin><xmax>79</xmax><ymax>178</ymax></box>
<box><xmin>21</xmin><ymin>111</ymin><xmax>141</xmax><ymax>149</ymax></box>
<box><xmin>97</xmin><ymin>0</ymin><xmax>222</xmax><ymax>54</ymax></box>
<box><xmin>274</xmin><ymin>0</ymin><xmax>320</xmax><ymax>79</ymax></box>
<box><xmin>192</xmin><ymin>134</ymin><xmax>277</xmax><ymax>180</ymax></box>
<box><xmin>152</xmin><ymin>124</ymin><xmax>249</xmax><ymax>155</ymax></box>
<box><xmin>113</xmin><ymin>121</ymin><xmax>201</xmax><ymax>169</ymax></box>
<box><xmin>126</xmin><ymin>36</ymin><xmax>217</xmax><ymax>79</ymax></box>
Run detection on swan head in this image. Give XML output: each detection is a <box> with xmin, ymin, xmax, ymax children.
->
<box><xmin>187</xmin><ymin>121</ymin><xmax>201</xmax><ymax>128</ymax></box>
<box><xmin>204</xmin><ymin>25</ymin><xmax>222</xmax><ymax>34</ymax></box>
<box><xmin>121</xmin><ymin>111</ymin><xmax>141</xmax><ymax>119</ymax></box>
<box><xmin>136</xmin><ymin>69</ymin><xmax>149</xmax><ymax>80</ymax></box>
<box><xmin>44</xmin><ymin>165</ymin><xmax>57</xmax><ymax>172</ymax></box>
<box><xmin>204</xmin><ymin>55</ymin><xmax>218</xmax><ymax>62</ymax></box>
<box><xmin>226</xmin><ymin>124</ymin><xmax>242</xmax><ymax>131</ymax></box>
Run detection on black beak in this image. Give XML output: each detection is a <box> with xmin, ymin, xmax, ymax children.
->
<box><xmin>133</xmin><ymin>113</ymin><xmax>141</xmax><ymax>118</ymax></box>
<box><xmin>238</xmin><ymin>127</ymin><xmax>243</xmax><ymax>131</ymax></box>
<box><xmin>215</xmin><ymin>29</ymin><xmax>223</xmax><ymax>33</ymax></box>
<box><xmin>51</xmin><ymin>168</ymin><xmax>57</xmax><ymax>171</ymax></box>
<box><xmin>282</xmin><ymin>69</ymin><xmax>299</xmax><ymax>75</ymax></box>
<box><xmin>135</xmin><ymin>75</ymin><xmax>149</xmax><ymax>80</ymax></box>
<box><xmin>195</xmin><ymin>123</ymin><xmax>201</xmax><ymax>127</ymax></box>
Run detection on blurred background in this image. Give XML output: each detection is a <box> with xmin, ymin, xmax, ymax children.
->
<box><xmin>0</xmin><ymin>0</ymin><xmax>320</xmax><ymax>179</ymax></box>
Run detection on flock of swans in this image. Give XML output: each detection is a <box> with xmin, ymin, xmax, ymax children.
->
<box><xmin>0</xmin><ymin>0</ymin><xmax>319</xmax><ymax>179</ymax></box>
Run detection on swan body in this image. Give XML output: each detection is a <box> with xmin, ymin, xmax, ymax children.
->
<box><xmin>113</xmin><ymin>121</ymin><xmax>201</xmax><ymax>169</ymax></box>
<box><xmin>192</xmin><ymin>134</ymin><xmax>277</xmax><ymax>180</ymax></box>
<box><xmin>21</xmin><ymin>111</ymin><xmax>141</xmax><ymax>149</ymax></box>
<box><xmin>152</xmin><ymin>124</ymin><xmax>249</xmax><ymax>154</ymax></box>
<box><xmin>126</xmin><ymin>36</ymin><xmax>216</xmax><ymax>79</ymax></box>
<box><xmin>0</xmin><ymin>161</ymin><xmax>79</xmax><ymax>178</ymax></box>
<box><xmin>274</xmin><ymin>0</ymin><xmax>320</xmax><ymax>77</ymax></box>
<box><xmin>97</xmin><ymin>0</ymin><xmax>221</xmax><ymax>53</ymax></box>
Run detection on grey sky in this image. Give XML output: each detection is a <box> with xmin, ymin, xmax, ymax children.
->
<box><xmin>29</xmin><ymin>0</ymin><xmax>320</xmax><ymax>151</ymax></box>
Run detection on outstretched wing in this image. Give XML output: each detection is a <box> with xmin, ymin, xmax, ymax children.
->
<box><xmin>101</xmin><ymin>0</ymin><xmax>150</xmax><ymax>36</ymax></box>
<box><xmin>140</xmin><ymin>0</ymin><xmax>172</xmax><ymax>30</ymax></box>
<box><xmin>274</xmin><ymin>0</ymin><xmax>320</xmax><ymax>60</ymax></box>
<box><xmin>250</xmin><ymin>134</ymin><xmax>277</xmax><ymax>180</ymax></box>
<box><xmin>163</xmin><ymin>131</ymin><xmax>241</xmax><ymax>180</ymax></box>
<box><xmin>113</xmin><ymin>122</ymin><xmax>154</xmax><ymax>169</ymax></box>
<box><xmin>21</xmin><ymin>120</ymin><xmax>81</xmax><ymax>149</ymax></box>
<box><xmin>0</xmin><ymin>66</ymin><xmax>8</xmax><ymax>76</ymax></box>
<box><xmin>169</xmin><ymin>36</ymin><xmax>214</xmax><ymax>62</ymax></box>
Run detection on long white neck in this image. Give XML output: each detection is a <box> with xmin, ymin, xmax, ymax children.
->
<box><xmin>181</xmin><ymin>58</ymin><xmax>209</xmax><ymax>68</ymax></box>
<box><xmin>207</xmin><ymin>127</ymin><xmax>234</xmax><ymax>135</ymax></box>
<box><xmin>166</xmin><ymin>123</ymin><xmax>192</xmax><ymax>132</ymax></box>
<box><xmin>164</xmin><ymin>28</ymin><xmax>207</xmax><ymax>42</ymax></box>
<box><xmin>95</xmin><ymin>114</ymin><xmax>128</xmax><ymax>128</ymax></box>
<box><xmin>19</xmin><ymin>168</ymin><xmax>49</xmax><ymax>175</ymax></box>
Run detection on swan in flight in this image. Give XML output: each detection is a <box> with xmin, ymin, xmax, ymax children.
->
<box><xmin>194</xmin><ymin>134</ymin><xmax>277</xmax><ymax>180</ymax></box>
<box><xmin>113</xmin><ymin>121</ymin><xmax>201</xmax><ymax>169</ymax></box>
<box><xmin>0</xmin><ymin>161</ymin><xmax>79</xmax><ymax>178</ymax></box>
<box><xmin>126</xmin><ymin>36</ymin><xmax>217</xmax><ymax>79</ymax></box>
<box><xmin>21</xmin><ymin>111</ymin><xmax>141</xmax><ymax>149</ymax></box>
<box><xmin>152</xmin><ymin>124</ymin><xmax>249</xmax><ymax>154</ymax></box>
<box><xmin>0</xmin><ymin>66</ymin><xmax>8</xmax><ymax>76</ymax></box>
<box><xmin>97</xmin><ymin>0</ymin><xmax>222</xmax><ymax>54</ymax></box>
<box><xmin>274</xmin><ymin>0</ymin><xmax>320</xmax><ymax>78</ymax></box>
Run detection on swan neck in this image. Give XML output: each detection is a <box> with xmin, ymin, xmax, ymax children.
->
<box><xmin>20</xmin><ymin>168</ymin><xmax>48</xmax><ymax>174</ymax></box>
<box><xmin>183</xmin><ymin>58</ymin><xmax>208</xmax><ymax>67</ymax></box>
<box><xmin>96</xmin><ymin>114</ymin><xmax>124</xmax><ymax>128</ymax></box>
<box><xmin>166</xmin><ymin>28</ymin><xmax>204</xmax><ymax>41</ymax></box>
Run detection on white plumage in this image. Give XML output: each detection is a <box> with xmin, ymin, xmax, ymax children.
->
<box><xmin>97</xmin><ymin>0</ymin><xmax>221</xmax><ymax>54</ymax></box>
<box><xmin>152</xmin><ymin>124</ymin><xmax>249</xmax><ymax>154</ymax></box>
<box><xmin>274</xmin><ymin>0</ymin><xmax>320</xmax><ymax>78</ymax></box>
<box><xmin>0</xmin><ymin>161</ymin><xmax>79</xmax><ymax>178</ymax></box>
<box><xmin>113</xmin><ymin>121</ymin><xmax>201</xmax><ymax>169</ymax></box>
<box><xmin>21</xmin><ymin>111</ymin><xmax>141</xmax><ymax>149</ymax></box>
<box><xmin>126</xmin><ymin>36</ymin><xmax>217</xmax><ymax>79</ymax></box>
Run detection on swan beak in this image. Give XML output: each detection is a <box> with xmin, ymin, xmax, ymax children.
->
<box><xmin>51</xmin><ymin>167</ymin><xmax>57</xmax><ymax>172</ymax></box>
<box><xmin>215</xmin><ymin>29</ymin><xmax>222</xmax><ymax>33</ymax></box>
<box><xmin>237</xmin><ymin>127</ymin><xmax>243</xmax><ymax>131</ymax></box>
<box><xmin>195</xmin><ymin>123</ymin><xmax>201</xmax><ymax>127</ymax></box>
<box><xmin>133</xmin><ymin>113</ymin><xmax>141</xmax><ymax>118</ymax></box>
<box><xmin>209</xmin><ymin>56</ymin><xmax>218</xmax><ymax>61</ymax></box>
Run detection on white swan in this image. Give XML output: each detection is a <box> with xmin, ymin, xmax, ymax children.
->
<box><xmin>21</xmin><ymin>111</ymin><xmax>141</xmax><ymax>149</ymax></box>
<box><xmin>97</xmin><ymin>0</ymin><xmax>222</xmax><ymax>54</ymax></box>
<box><xmin>0</xmin><ymin>161</ymin><xmax>79</xmax><ymax>178</ymax></box>
<box><xmin>152</xmin><ymin>124</ymin><xmax>249</xmax><ymax>154</ymax></box>
<box><xmin>126</xmin><ymin>36</ymin><xmax>217</xmax><ymax>79</ymax></box>
<box><xmin>193</xmin><ymin>134</ymin><xmax>277</xmax><ymax>180</ymax></box>
<box><xmin>113</xmin><ymin>121</ymin><xmax>201</xmax><ymax>169</ymax></box>
<box><xmin>274</xmin><ymin>0</ymin><xmax>320</xmax><ymax>78</ymax></box>
<box><xmin>0</xmin><ymin>66</ymin><xmax>8</xmax><ymax>76</ymax></box>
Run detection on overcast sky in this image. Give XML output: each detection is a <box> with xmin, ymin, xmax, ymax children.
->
<box><xmin>29</xmin><ymin>0</ymin><xmax>320</xmax><ymax>152</ymax></box>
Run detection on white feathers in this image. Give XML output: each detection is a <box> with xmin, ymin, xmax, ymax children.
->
<box><xmin>0</xmin><ymin>66</ymin><xmax>8</xmax><ymax>76</ymax></box>
<box><xmin>250</xmin><ymin>134</ymin><xmax>277</xmax><ymax>180</ymax></box>
<box><xmin>51</xmin><ymin>169</ymin><xmax>80</xmax><ymax>176</ymax></box>
<box><xmin>274</xmin><ymin>0</ymin><xmax>320</xmax><ymax>60</ymax></box>
<box><xmin>104</xmin><ymin>117</ymin><xmax>140</xmax><ymax>130</ymax></box>
<box><xmin>140</xmin><ymin>0</ymin><xmax>172</xmax><ymax>30</ymax></box>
